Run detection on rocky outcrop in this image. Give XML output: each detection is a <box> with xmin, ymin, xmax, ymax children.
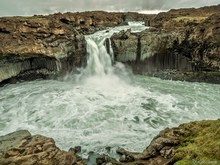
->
<box><xmin>0</xmin><ymin>130</ymin><xmax>85</xmax><ymax>165</ymax></box>
<box><xmin>111</xmin><ymin>5</ymin><xmax>220</xmax><ymax>83</ymax></box>
<box><xmin>0</xmin><ymin>14</ymin><xmax>86</xmax><ymax>84</ymax></box>
<box><xmin>0</xmin><ymin>11</ymin><xmax>152</xmax><ymax>84</ymax></box>
<box><xmin>97</xmin><ymin>119</ymin><xmax>220</xmax><ymax>165</ymax></box>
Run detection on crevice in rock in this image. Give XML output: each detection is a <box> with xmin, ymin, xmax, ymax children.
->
<box><xmin>136</xmin><ymin>36</ymin><xmax>141</xmax><ymax>64</ymax></box>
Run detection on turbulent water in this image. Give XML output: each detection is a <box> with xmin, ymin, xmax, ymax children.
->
<box><xmin>0</xmin><ymin>23</ymin><xmax>220</xmax><ymax>161</ymax></box>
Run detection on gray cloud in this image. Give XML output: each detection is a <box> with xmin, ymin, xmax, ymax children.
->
<box><xmin>0</xmin><ymin>0</ymin><xmax>219</xmax><ymax>16</ymax></box>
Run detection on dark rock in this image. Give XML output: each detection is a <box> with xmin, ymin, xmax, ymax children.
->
<box><xmin>69</xmin><ymin>146</ymin><xmax>81</xmax><ymax>153</ymax></box>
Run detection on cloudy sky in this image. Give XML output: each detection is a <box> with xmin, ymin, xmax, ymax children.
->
<box><xmin>0</xmin><ymin>0</ymin><xmax>220</xmax><ymax>16</ymax></box>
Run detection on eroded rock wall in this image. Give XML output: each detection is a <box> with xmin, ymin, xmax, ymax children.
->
<box><xmin>111</xmin><ymin>29</ymin><xmax>192</xmax><ymax>73</ymax></box>
<box><xmin>111</xmin><ymin>5</ymin><xmax>220</xmax><ymax>83</ymax></box>
<box><xmin>0</xmin><ymin>14</ymin><xmax>87</xmax><ymax>84</ymax></box>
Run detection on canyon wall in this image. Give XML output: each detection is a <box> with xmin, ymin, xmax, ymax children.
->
<box><xmin>111</xmin><ymin>5</ymin><xmax>220</xmax><ymax>83</ymax></box>
<box><xmin>0</xmin><ymin>5</ymin><xmax>220</xmax><ymax>84</ymax></box>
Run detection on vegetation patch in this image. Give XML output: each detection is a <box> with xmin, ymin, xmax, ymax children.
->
<box><xmin>173</xmin><ymin>120</ymin><xmax>220</xmax><ymax>164</ymax></box>
<box><xmin>173</xmin><ymin>16</ymin><xmax>208</xmax><ymax>23</ymax></box>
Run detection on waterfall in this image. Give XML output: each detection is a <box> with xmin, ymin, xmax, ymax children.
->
<box><xmin>84</xmin><ymin>36</ymin><xmax>113</xmax><ymax>76</ymax></box>
<box><xmin>81</xmin><ymin>22</ymin><xmax>148</xmax><ymax>79</ymax></box>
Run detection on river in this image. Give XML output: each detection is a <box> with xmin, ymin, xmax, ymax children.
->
<box><xmin>0</xmin><ymin>22</ymin><xmax>220</xmax><ymax>160</ymax></box>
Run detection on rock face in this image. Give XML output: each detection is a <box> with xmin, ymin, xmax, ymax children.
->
<box><xmin>0</xmin><ymin>130</ymin><xmax>85</xmax><ymax>165</ymax></box>
<box><xmin>0</xmin><ymin>14</ymin><xmax>86</xmax><ymax>84</ymax></box>
<box><xmin>111</xmin><ymin>5</ymin><xmax>220</xmax><ymax>83</ymax></box>
<box><xmin>111</xmin><ymin>29</ymin><xmax>191</xmax><ymax>73</ymax></box>
<box><xmin>0</xmin><ymin>11</ymin><xmax>152</xmax><ymax>84</ymax></box>
<box><xmin>97</xmin><ymin>120</ymin><xmax>220</xmax><ymax>165</ymax></box>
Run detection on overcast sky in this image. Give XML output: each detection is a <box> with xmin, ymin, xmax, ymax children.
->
<box><xmin>0</xmin><ymin>0</ymin><xmax>220</xmax><ymax>16</ymax></box>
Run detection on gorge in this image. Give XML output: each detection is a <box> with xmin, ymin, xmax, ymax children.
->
<box><xmin>0</xmin><ymin>3</ymin><xmax>220</xmax><ymax>165</ymax></box>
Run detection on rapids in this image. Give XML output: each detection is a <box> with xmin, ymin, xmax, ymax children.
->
<box><xmin>0</xmin><ymin>22</ymin><xmax>220</xmax><ymax>161</ymax></box>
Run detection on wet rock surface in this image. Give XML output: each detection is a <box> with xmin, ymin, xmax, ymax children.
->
<box><xmin>0</xmin><ymin>130</ymin><xmax>85</xmax><ymax>165</ymax></box>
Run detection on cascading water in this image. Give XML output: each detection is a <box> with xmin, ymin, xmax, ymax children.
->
<box><xmin>0</xmin><ymin>22</ymin><xmax>220</xmax><ymax>162</ymax></box>
<box><xmin>79</xmin><ymin>22</ymin><xmax>147</xmax><ymax>79</ymax></box>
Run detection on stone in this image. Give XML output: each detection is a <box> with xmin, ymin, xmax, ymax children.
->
<box><xmin>0</xmin><ymin>130</ymin><xmax>85</xmax><ymax>165</ymax></box>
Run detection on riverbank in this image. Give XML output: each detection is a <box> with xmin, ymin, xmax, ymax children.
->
<box><xmin>97</xmin><ymin>119</ymin><xmax>220</xmax><ymax>165</ymax></box>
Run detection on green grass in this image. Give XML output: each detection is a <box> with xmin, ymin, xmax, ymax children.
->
<box><xmin>173</xmin><ymin>16</ymin><xmax>207</xmax><ymax>22</ymax></box>
<box><xmin>173</xmin><ymin>120</ymin><xmax>220</xmax><ymax>164</ymax></box>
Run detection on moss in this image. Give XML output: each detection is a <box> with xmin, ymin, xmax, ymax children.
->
<box><xmin>2</xmin><ymin>16</ymin><xmax>47</xmax><ymax>22</ymax></box>
<box><xmin>173</xmin><ymin>120</ymin><xmax>220</xmax><ymax>164</ymax></box>
<box><xmin>173</xmin><ymin>16</ymin><xmax>207</xmax><ymax>23</ymax></box>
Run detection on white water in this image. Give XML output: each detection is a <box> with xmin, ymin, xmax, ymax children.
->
<box><xmin>0</xmin><ymin>23</ymin><xmax>220</xmax><ymax>161</ymax></box>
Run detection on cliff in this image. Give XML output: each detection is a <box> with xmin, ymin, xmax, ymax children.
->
<box><xmin>111</xmin><ymin>5</ymin><xmax>220</xmax><ymax>83</ymax></box>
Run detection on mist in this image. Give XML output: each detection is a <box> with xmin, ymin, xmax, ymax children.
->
<box><xmin>0</xmin><ymin>0</ymin><xmax>219</xmax><ymax>16</ymax></box>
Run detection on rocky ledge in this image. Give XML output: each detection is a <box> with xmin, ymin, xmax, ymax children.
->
<box><xmin>111</xmin><ymin>4</ymin><xmax>220</xmax><ymax>83</ymax></box>
<box><xmin>0</xmin><ymin>130</ymin><xmax>85</xmax><ymax>165</ymax></box>
<box><xmin>0</xmin><ymin>11</ymin><xmax>152</xmax><ymax>84</ymax></box>
<box><xmin>1</xmin><ymin>120</ymin><xmax>219</xmax><ymax>165</ymax></box>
